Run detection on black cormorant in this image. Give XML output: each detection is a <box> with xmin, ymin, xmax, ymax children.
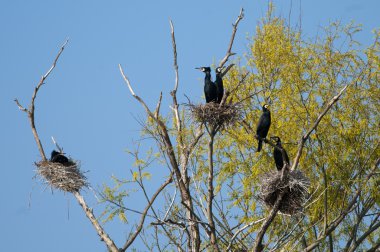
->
<box><xmin>271</xmin><ymin>136</ymin><xmax>290</xmax><ymax>171</ymax></box>
<box><xmin>196</xmin><ymin>67</ymin><xmax>217</xmax><ymax>103</ymax></box>
<box><xmin>50</xmin><ymin>150</ymin><xmax>69</xmax><ymax>165</ymax></box>
<box><xmin>215</xmin><ymin>67</ymin><xmax>224</xmax><ymax>104</ymax></box>
<box><xmin>256</xmin><ymin>104</ymin><xmax>271</xmax><ymax>152</ymax></box>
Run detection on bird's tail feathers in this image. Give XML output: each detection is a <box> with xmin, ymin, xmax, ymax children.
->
<box><xmin>257</xmin><ymin>140</ymin><xmax>262</xmax><ymax>152</ymax></box>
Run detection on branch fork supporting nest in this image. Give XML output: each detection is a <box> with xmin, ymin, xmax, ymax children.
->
<box><xmin>189</xmin><ymin>102</ymin><xmax>242</xmax><ymax>130</ymax></box>
<box><xmin>258</xmin><ymin>170</ymin><xmax>310</xmax><ymax>215</ymax></box>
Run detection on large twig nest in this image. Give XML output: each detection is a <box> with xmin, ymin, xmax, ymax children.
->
<box><xmin>35</xmin><ymin>159</ymin><xmax>88</xmax><ymax>192</ymax></box>
<box><xmin>189</xmin><ymin>102</ymin><xmax>242</xmax><ymax>128</ymax></box>
<box><xmin>258</xmin><ymin>170</ymin><xmax>310</xmax><ymax>215</ymax></box>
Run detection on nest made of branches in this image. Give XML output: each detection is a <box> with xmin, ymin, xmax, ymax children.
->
<box><xmin>35</xmin><ymin>159</ymin><xmax>88</xmax><ymax>193</ymax></box>
<box><xmin>258</xmin><ymin>170</ymin><xmax>310</xmax><ymax>215</ymax></box>
<box><xmin>189</xmin><ymin>102</ymin><xmax>242</xmax><ymax>128</ymax></box>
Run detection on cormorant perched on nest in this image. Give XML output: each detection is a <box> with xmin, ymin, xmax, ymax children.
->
<box><xmin>215</xmin><ymin>67</ymin><xmax>224</xmax><ymax>104</ymax></box>
<box><xmin>256</xmin><ymin>104</ymin><xmax>271</xmax><ymax>152</ymax></box>
<box><xmin>196</xmin><ymin>67</ymin><xmax>217</xmax><ymax>103</ymax></box>
<box><xmin>271</xmin><ymin>136</ymin><xmax>290</xmax><ymax>171</ymax></box>
<box><xmin>50</xmin><ymin>150</ymin><xmax>69</xmax><ymax>165</ymax></box>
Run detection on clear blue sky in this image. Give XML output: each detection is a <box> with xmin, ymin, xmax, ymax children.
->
<box><xmin>1</xmin><ymin>0</ymin><xmax>379</xmax><ymax>251</ymax></box>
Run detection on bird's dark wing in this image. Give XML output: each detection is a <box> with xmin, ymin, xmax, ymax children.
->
<box><xmin>257</xmin><ymin>140</ymin><xmax>263</xmax><ymax>152</ymax></box>
<box><xmin>51</xmin><ymin>154</ymin><xmax>69</xmax><ymax>164</ymax></box>
<box><xmin>273</xmin><ymin>147</ymin><xmax>283</xmax><ymax>170</ymax></box>
<box><xmin>256</xmin><ymin>112</ymin><xmax>271</xmax><ymax>137</ymax></box>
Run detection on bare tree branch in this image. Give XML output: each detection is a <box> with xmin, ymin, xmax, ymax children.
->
<box><xmin>207</xmin><ymin>132</ymin><xmax>220</xmax><ymax>251</ymax></box>
<box><xmin>169</xmin><ymin>20</ymin><xmax>184</xmax><ymax>149</ymax></box>
<box><xmin>16</xmin><ymin>40</ymin><xmax>120</xmax><ymax>252</ymax></box>
<box><xmin>154</xmin><ymin>92</ymin><xmax>163</xmax><ymax>119</ymax></box>
<box><xmin>227</xmin><ymin>218</ymin><xmax>266</xmax><ymax>251</ymax></box>
<box><xmin>348</xmin><ymin>221</ymin><xmax>380</xmax><ymax>252</ymax></box>
<box><xmin>252</xmin><ymin>171</ymin><xmax>289</xmax><ymax>252</ymax></box>
<box><xmin>343</xmin><ymin>202</ymin><xmax>368</xmax><ymax>250</ymax></box>
<box><xmin>291</xmin><ymin>84</ymin><xmax>348</xmax><ymax>171</ymax></box>
<box><xmin>119</xmin><ymin>64</ymin><xmax>201</xmax><ymax>252</ymax></box>
<box><xmin>219</xmin><ymin>8</ymin><xmax>244</xmax><ymax>68</ymax></box>
<box><xmin>121</xmin><ymin>173</ymin><xmax>174</xmax><ymax>251</ymax></box>
<box><xmin>303</xmin><ymin>158</ymin><xmax>380</xmax><ymax>252</ymax></box>
<box><xmin>170</xmin><ymin>19</ymin><xmax>179</xmax><ymax>94</ymax></box>
<box><xmin>15</xmin><ymin>39</ymin><xmax>69</xmax><ymax>161</ymax></box>
<box><xmin>74</xmin><ymin>192</ymin><xmax>119</xmax><ymax>252</ymax></box>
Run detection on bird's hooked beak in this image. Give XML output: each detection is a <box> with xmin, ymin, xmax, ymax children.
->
<box><xmin>195</xmin><ymin>67</ymin><xmax>203</xmax><ymax>71</ymax></box>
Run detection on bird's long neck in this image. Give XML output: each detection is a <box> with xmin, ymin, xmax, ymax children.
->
<box><xmin>204</xmin><ymin>72</ymin><xmax>212</xmax><ymax>82</ymax></box>
<box><xmin>205</xmin><ymin>72</ymin><xmax>212</xmax><ymax>85</ymax></box>
<box><xmin>215</xmin><ymin>73</ymin><xmax>222</xmax><ymax>83</ymax></box>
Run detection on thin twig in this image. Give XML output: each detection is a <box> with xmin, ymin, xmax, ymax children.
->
<box><xmin>170</xmin><ymin>20</ymin><xmax>179</xmax><ymax>94</ymax></box>
<box><xmin>303</xmin><ymin>158</ymin><xmax>380</xmax><ymax>252</ymax></box>
<box><xmin>227</xmin><ymin>218</ymin><xmax>266</xmax><ymax>251</ymax></box>
<box><xmin>121</xmin><ymin>174</ymin><xmax>173</xmax><ymax>251</ymax></box>
<box><xmin>119</xmin><ymin>63</ymin><xmax>201</xmax><ymax>252</ymax></box>
<box><xmin>154</xmin><ymin>92</ymin><xmax>163</xmax><ymax>119</ymax></box>
<box><xmin>51</xmin><ymin>136</ymin><xmax>64</xmax><ymax>153</ymax></box>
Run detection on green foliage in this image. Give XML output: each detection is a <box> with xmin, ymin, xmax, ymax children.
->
<box><xmin>100</xmin><ymin>4</ymin><xmax>379</xmax><ymax>251</ymax></box>
<box><xmin>207</xmin><ymin>8</ymin><xmax>379</xmax><ymax>250</ymax></box>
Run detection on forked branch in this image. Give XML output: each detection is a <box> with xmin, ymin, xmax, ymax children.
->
<box><xmin>14</xmin><ymin>39</ymin><xmax>69</xmax><ymax>161</ymax></box>
<box><xmin>16</xmin><ymin>40</ymin><xmax>119</xmax><ymax>252</ymax></box>
<box><xmin>121</xmin><ymin>173</ymin><xmax>174</xmax><ymax>251</ymax></box>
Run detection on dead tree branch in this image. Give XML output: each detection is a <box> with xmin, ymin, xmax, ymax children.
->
<box><xmin>15</xmin><ymin>39</ymin><xmax>69</xmax><ymax>161</ymax></box>
<box><xmin>169</xmin><ymin>20</ymin><xmax>185</xmax><ymax>153</ymax></box>
<box><xmin>119</xmin><ymin>62</ymin><xmax>201</xmax><ymax>251</ymax></box>
<box><xmin>121</xmin><ymin>173</ymin><xmax>174</xmax><ymax>251</ymax></box>
<box><xmin>16</xmin><ymin>40</ymin><xmax>119</xmax><ymax>252</ymax></box>
<box><xmin>219</xmin><ymin>8</ymin><xmax>244</xmax><ymax>69</ymax></box>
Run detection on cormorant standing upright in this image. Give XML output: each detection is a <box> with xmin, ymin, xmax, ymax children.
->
<box><xmin>196</xmin><ymin>67</ymin><xmax>217</xmax><ymax>103</ymax></box>
<box><xmin>50</xmin><ymin>150</ymin><xmax>69</xmax><ymax>165</ymax></box>
<box><xmin>256</xmin><ymin>104</ymin><xmax>271</xmax><ymax>152</ymax></box>
<box><xmin>215</xmin><ymin>67</ymin><xmax>224</xmax><ymax>104</ymax></box>
<box><xmin>271</xmin><ymin>136</ymin><xmax>290</xmax><ymax>171</ymax></box>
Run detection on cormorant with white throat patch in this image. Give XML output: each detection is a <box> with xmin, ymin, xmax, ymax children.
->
<box><xmin>215</xmin><ymin>67</ymin><xmax>224</xmax><ymax>104</ymax></box>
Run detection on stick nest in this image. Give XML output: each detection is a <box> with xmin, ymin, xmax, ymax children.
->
<box><xmin>35</xmin><ymin>159</ymin><xmax>88</xmax><ymax>192</ymax></box>
<box><xmin>258</xmin><ymin>170</ymin><xmax>310</xmax><ymax>215</ymax></box>
<box><xmin>189</xmin><ymin>102</ymin><xmax>242</xmax><ymax>128</ymax></box>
